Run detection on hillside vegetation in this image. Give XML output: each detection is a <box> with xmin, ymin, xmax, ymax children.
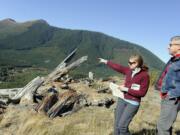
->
<box><xmin>0</xmin><ymin>18</ymin><xmax>164</xmax><ymax>79</ymax></box>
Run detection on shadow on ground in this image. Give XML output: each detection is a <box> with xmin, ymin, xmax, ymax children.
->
<box><xmin>132</xmin><ymin>129</ymin><xmax>180</xmax><ymax>135</ymax></box>
<box><xmin>175</xmin><ymin>130</ymin><xmax>180</xmax><ymax>135</ymax></box>
<box><xmin>132</xmin><ymin>129</ymin><xmax>157</xmax><ymax>135</ymax></box>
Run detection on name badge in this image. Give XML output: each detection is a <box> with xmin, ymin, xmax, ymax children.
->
<box><xmin>131</xmin><ymin>84</ymin><xmax>140</xmax><ymax>90</ymax></box>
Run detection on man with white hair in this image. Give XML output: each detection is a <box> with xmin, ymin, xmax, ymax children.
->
<box><xmin>155</xmin><ymin>36</ymin><xmax>180</xmax><ymax>135</ymax></box>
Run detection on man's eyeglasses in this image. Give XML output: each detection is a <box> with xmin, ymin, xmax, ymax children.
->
<box><xmin>128</xmin><ymin>61</ymin><xmax>136</xmax><ymax>65</ymax></box>
<box><xmin>169</xmin><ymin>43</ymin><xmax>180</xmax><ymax>47</ymax></box>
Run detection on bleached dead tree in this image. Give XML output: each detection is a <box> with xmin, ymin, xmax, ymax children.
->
<box><xmin>0</xmin><ymin>48</ymin><xmax>87</xmax><ymax>104</ymax></box>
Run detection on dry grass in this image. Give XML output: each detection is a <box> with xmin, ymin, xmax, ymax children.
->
<box><xmin>0</xmin><ymin>105</ymin><xmax>114</xmax><ymax>135</ymax></box>
<box><xmin>0</xmin><ymin>80</ymin><xmax>180</xmax><ymax>135</ymax></box>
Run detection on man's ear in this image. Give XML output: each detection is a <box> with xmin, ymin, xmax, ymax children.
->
<box><xmin>178</xmin><ymin>48</ymin><xmax>180</xmax><ymax>52</ymax></box>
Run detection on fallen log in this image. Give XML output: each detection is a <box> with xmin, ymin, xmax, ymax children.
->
<box><xmin>0</xmin><ymin>100</ymin><xmax>7</xmax><ymax>114</ymax></box>
<box><xmin>0</xmin><ymin>100</ymin><xmax>7</xmax><ymax>109</ymax></box>
<box><xmin>0</xmin><ymin>88</ymin><xmax>22</xmax><ymax>104</ymax></box>
<box><xmin>47</xmin><ymin>91</ymin><xmax>88</xmax><ymax>118</ymax></box>
<box><xmin>0</xmin><ymin>49</ymin><xmax>87</xmax><ymax>106</ymax></box>
<box><xmin>55</xmin><ymin>48</ymin><xmax>77</xmax><ymax>70</ymax></box>
<box><xmin>90</xmin><ymin>98</ymin><xmax>115</xmax><ymax>108</ymax></box>
<box><xmin>9</xmin><ymin>76</ymin><xmax>44</xmax><ymax>103</ymax></box>
<box><xmin>35</xmin><ymin>89</ymin><xmax>114</xmax><ymax>118</ymax></box>
<box><xmin>96</xmin><ymin>87</ymin><xmax>110</xmax><ymax>93</ymax></box>
<box><xmin>44</xmin><ymin>56</ymin><xmax>88</xmax><ymax>84</ymax></box>
<box><xmin>47</xmin><ymin>90</ymin><xmax>78</xmax><ymax>118</ymax></box>
<box><xmin>35</xmin><ymin>92</ymin><xmax>59</xmax><ymax>114</ymax></box>
<box><xmin>44</xmin><ymin>48</ymin><xmax>77</xmax><ymax>84</ymax></box>
<box><xmin>60</xmin><ymin>84</ymin><xmax>69</xmax><ymax>89</ymax></box>
<box><xmin>0</xmin><ymin>88</ymin><xmax>22</xmax><ymax>98</ymax></box>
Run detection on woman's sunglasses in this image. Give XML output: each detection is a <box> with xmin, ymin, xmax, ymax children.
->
<box><xmin>169</xmin><ymin>43</ymin><xmax>180</xmax><ymax>47</ymax></box>
<box><xmin>128</xmin><ymin>61</ymin><xmax>136</xmax><ymax>65</ymax></box>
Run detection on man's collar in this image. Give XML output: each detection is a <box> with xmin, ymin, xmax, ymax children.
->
<box><xmin>171</xmin><ymin>54</ymin><xmax>180</xmax><ymax>61</ymax></box>
<box><xmin>175</xmin><ymin>54</ymin><xmax>180</xmax><ymax>58</ymax></box>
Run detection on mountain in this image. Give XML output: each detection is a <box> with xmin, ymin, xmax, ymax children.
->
<box><xmin>0</xmin><ymin>18</ymin><xmax>165</xmax><ymax>77</ymax></box>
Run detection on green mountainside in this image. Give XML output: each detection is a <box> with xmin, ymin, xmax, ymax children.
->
<box><xmin>0</xmin><ymin>18</ymin><xmax>165</xmax><ymax>78</ymax></box>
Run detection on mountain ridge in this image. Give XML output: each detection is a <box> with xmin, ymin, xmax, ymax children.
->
<box><xmin>0</xmin><ymin>18</ymin><xmax>164</xmax><ymax>77</ymax></box>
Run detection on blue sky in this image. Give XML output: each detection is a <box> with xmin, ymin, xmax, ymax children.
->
<box><xmin>0</xmin><ymin>0</ymin><xmax>179</xmax><ymax>62</ymax></box>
